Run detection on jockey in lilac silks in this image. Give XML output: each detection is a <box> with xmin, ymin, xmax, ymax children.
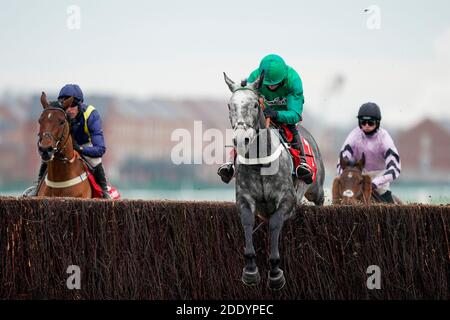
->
<box><xmin>337</xmin><ymin>102</ymin><xmax>401</xmax><ymax>203</ymax></box>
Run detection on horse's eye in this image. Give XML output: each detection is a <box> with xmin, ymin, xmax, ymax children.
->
<box><xmin>59</xmin><ymin>120</ymin><xmax>65</xmax><ymax>125</ymax></box>
<box><xmin>227</xmin><ymin>103</ymin><xmax>230</xmax><ymax>110</ymax></box>
<box><xmin>254</xmin><ymin>103</ymin><xmax>258</xmax><ymax>108</ymax></box>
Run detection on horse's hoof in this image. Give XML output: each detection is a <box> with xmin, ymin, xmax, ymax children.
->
<box><xmin>241</xmin><ymin>267</ymin><xmax>260</xmax><ymax>286</ymax></box>
<box><xmin>268</xmin><ymin>269</ymin><xmax>286</xmax><ymax>291</ymax></box>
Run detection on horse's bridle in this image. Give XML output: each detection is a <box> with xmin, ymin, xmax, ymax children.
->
<box><xmin>230</xmin><ymin>87</ymin><xmax>266</xmax><ymax>131</ymax></box>
<box><xmin>38</xmin><ymin>107</ymin><xmax>72</xmax><ymax>161</ymax></box>
<box><xmin>229</xmin><ymin>87</ymin><xmax>292</xmax><ymax>160</ymax></box>
<box><xmin>341</xmin><ymin>167</ymin><xmax>365</xmax><ymax>200</ymax></box>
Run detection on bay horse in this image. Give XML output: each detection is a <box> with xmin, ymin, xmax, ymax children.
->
<box><xmin>332</xmin><ymin>154</ymin><xmax>371</xmax><ymax>204</ymax></box>
<box><xmin>224</xmin><ymin>72</ymin><xmax>325</xmax><ymax>290</ymax></box>
<box><xmin>36</xmin><ymin>92</ymin><xmax>92</xmax><ymax>198</ymax></box>
<box><xmin>332</xmin><ymin>153</ymin><xmax>402</xmax><ymax>204</ymax></box>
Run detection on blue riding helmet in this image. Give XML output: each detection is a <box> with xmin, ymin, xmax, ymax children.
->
<box><xmin>58</xmin><ymin>84</ymin><xmax>84</xmax><ymax>102</ymax></box>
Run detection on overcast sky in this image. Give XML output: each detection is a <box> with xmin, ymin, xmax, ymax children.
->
<box><xmin>1</xmin><ymin>0</ymin><xmax>449</xmax><ymax>128</ymax></box>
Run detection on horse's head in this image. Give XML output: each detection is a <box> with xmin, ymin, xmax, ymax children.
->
<box><xmin>333</xmin><ymin>153</ymin><xmax>372</xmax><ymax>204</ymax></box>
<box><xmin>223</xmin><ymin>72</ymin><xmax>266</xmax><ymax>153</ymax></box>
<box><xmin>37</xmin><ymin>92</ymin><xmax>72</xmax><ymax>162</ymax></box>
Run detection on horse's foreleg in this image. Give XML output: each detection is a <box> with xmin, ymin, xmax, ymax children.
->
<box><xmin>238</xmin><ymin>198</ymin><xmax>260</xmax><ymax>285</ymax></box>
<box><xmin>268</xmin><ymin>200</ymin><xmax>293</xmax><ymax>290</ymax></box>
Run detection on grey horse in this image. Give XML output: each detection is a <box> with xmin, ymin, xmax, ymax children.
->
<box><xmin>224</xmin><ymin>72</ymin><xmax>325</xmax><ymax>290</ymax></box>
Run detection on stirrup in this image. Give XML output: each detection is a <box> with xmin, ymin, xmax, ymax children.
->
<box><xmin>23</xmin><ymin>185</ymin><xmax>37</xmax><ymax>197</ymax></box>
<box><xmin>102</xmin><ymin>191</ymin><xmax>113</xmax><ymax>199</ymax></box>
<box><xmin>23</xmin><ymin>181</ymin><xmax>40</xmax><ymax>197</ymax></box>
<box><xmin>100</xmin><ymin>184</ymin><xmax>113</xmax><ymax>199</ymax></box>
<box><xmin>217</xmin><ymin>162</ymin><xmax>234</xmax><ymax>184</ymax></box>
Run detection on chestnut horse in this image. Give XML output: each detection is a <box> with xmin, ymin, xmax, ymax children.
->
<box><xmin>332</xmin><ymin>154</ymin><xmax>372</xmax><ymax>204</ymax></box>
<box><xmin>332</xmin><ymin>153</ymin><xmax>402</xmax><ymax>204</ymax></box>
<box><xmin>36</xmin><ymin>92</ymin><xmax>92</xmax><ymax>198</ymax></box>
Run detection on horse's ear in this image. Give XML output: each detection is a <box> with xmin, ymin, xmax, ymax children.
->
<box><xmin>223</xmin><ymin>72</ymin><xmax>239</xmax><ymax>92</ymax></box>
<box><xmin>40</xmin><ymin>92</ymin><xmax>49</xmax><ymax>109</ymax></box>
<box><xmin>340</xmin><ymin>154</ymin><xmax>349</xmax><ymax>170</ymax></box>
<box><xmin>356</xmin><ymin>153</ymin><xmax>366</xmax><ymax>170</ymax></box>
<box><xmin>62</xmin><ymin>96</ymin><xmax>74</xmax><ymax>110</ymax></box>
<box><xmin>249</xmin><ymin>70</ymin><xmax>265</xmax><ymax>90</ymax></box>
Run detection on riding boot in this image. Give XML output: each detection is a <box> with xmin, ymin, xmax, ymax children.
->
<box><xmin>217</xmin><ymin>162</ymin><xmax>235</xmax><ymax>184</ymax></box>
<box><xmin>379</xmin><ymin>190</ymin><xmax>395</xmax><ymax>203</ymax></box>
<box><xmin>93</xmin><ymin>163</ymin><xmax>112</xmax><ymax>199</ymax></box>
<box><xmin>23</xmin><ymin>162</ymin><xmax>48</xmax><ymax>196</ymax></box>
<box><xmin>291</xmin><ymin>132</ymin><xmax>313</xmax><ymax>184</ymax></box>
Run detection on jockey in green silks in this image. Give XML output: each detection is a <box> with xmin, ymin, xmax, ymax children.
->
<box><xmin>218</xmin><ymin>54</ymin><xmax>314</xmax><ymax>184</ymax></box>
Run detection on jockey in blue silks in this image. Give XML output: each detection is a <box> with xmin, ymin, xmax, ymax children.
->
<box><xmin>25</xmin><ymin>84</ymin><xmax>112</xmax><ymax>199</ymax></box>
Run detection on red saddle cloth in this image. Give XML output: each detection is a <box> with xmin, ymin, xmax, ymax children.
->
<box><xmin>81</xmin><ymin>163</ymin><xmax>121</xmax><ymax>199</ymax></box>
<box><xmin>280</xmin><ymin>124</ymin><xmax>318</xmax><ymax>183</ymax></box>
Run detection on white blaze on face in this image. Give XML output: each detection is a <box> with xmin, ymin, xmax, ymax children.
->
<box><xmin>231</xmin><ymin>90</ymin><xmax>258</xmax><ymax>149</ymax></box>
<box><xmin>343</xmin><ymin>190</ymin><xmax>354</xmax><ymax>198</ymax></box>
<box><xmin>233</xmin><ymin>128</ymin><xmax>246</xmax><ymax>144</ymax></box>
<box><xmin>233</xmin><ymin>127</ymin><xmax>257</xmax><ymax>154</ymax></box>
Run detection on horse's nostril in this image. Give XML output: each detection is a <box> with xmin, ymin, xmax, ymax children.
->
<box><xmin>38</xmin><ymin>145</ymin><xmax>53</xmax><ymax>154</ymax></box>
<box><xmin>244</xmin><ymin>137</ymin><xmax>250</xmax><ymax>145</ymax></box>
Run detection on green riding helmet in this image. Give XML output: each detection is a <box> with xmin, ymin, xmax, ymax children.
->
<box><xmin>258</xmin><ymin>54</ymin><xmax>288</xmax><ymax>86</ymax></box>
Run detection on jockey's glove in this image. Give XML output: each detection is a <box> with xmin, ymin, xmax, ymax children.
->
<box><xmin>73</xmin><ymin>140</ymin><xmax>84</xmax><ymax>154</ymax></box>
<box><xmin>263</xmin><ymin>107</ymin><xmax>278</xmax><ymax>120</ymax></box>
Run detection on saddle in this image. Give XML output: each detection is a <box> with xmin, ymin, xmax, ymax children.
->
<box><xmin>279</xmin><ymin>124</ymin><xmax>318</xmax><ymax>183</ymax></box>
<box><xmin>79</xmin><ymin>159</ymin><xmax>120</xmax><ymax>199</ymax></box>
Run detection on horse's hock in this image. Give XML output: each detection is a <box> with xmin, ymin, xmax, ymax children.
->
<box><xmin>0</xmin><ymin>197</ymin><xmax>449</xmax><ymax>299</ymax></box>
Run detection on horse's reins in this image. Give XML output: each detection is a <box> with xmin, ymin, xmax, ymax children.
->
<box><xmin>256</xmin><ymin>96</ymin><xmax>294</xmax><ymax>158</ymax></box>
<box><xmin>230</xmin><ymin>87</ymin><xmax>293</xmax><ymax>228</ymax></box>
<box><xmin>39</xmin><ymin>107</ymin><xmax>88</xmax><ymax>190</ymax></box>
<box><xmin>230</xmin><ymin>87</ymin><xmax>292</xmax><ymax>160</ymax></box>
<box><xmin>371</xmin><ymin>189</ymin><xmax>385</xmax><ymax>203</ymax></box>
<box><xmin>258</xmin><ymin>97</ymin><xmax>272</xmax><ymax>129</ymax></box>
<box><xmin>341</xmin><ymin>168</ymin><xmax>365</xmax><ymax>201</ymax></box>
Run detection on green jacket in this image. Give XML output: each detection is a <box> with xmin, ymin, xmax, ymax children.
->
<box><xmin>248</xmin><ymin>66</ymin><xmax>305</xmax><ymax>124</ymax></box>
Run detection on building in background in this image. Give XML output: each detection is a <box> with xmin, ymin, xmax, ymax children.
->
<box><xmin>1</xmin><ymin>94</ymin><xmax>449</xmax><ymax>189</ymax></box>
<box><xmin>397</xmin><ymin>119</ymin><xmax>450</xmax><ymax>182</ymax></box>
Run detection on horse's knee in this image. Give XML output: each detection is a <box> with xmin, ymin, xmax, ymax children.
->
<box><xmin>238</xmin><ymin>201</ymin><xmax>255</xmax><ymax>225</ymax></box>
<box><xmin>270</xmin><ymin>200</ymin><xmax>294</xmax><ymax>229</ymax></box>
<box><xmin>316</xmin><ymin>189</ymin><xmax>325</xmax><ymax>206</ymax></box>
<box><xmin>240</xmin><ymin>211</ymin><xmax>255</xmax><ymax>227</ymax></box>
<box><xmin>269</xmin><ymin>211</ymin><xmax>285</xmax><ymax>230</ymax></box>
